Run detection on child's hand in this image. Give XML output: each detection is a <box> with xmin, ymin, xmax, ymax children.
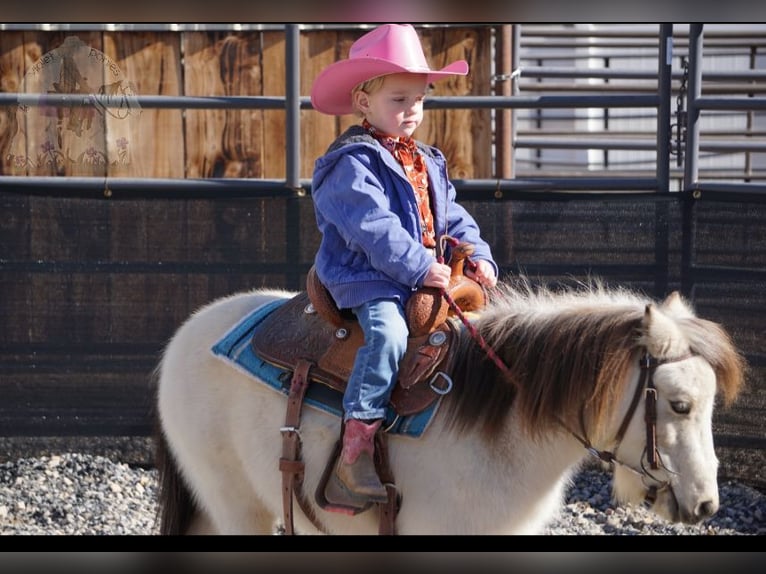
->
<box><xmin>422</xmin><ymin>262</ymin><xmax>451</xmax><ymax>289</ymax></box>
<box><xmin>466</xmin><ymin>259</ymin><xmax>497</xmax><ymax>288</ymax></box>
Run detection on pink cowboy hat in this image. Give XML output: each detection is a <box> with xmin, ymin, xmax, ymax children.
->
<box><xmin>310</xmin><ymin>24</ymin><xmax>469</xmax><ymax>116</ymax></box>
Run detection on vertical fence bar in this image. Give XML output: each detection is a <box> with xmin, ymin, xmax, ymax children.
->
<box><xmin>746</xmin><ymin>45</ymin><xmax>756</xmax><ymax>181</ymax></box>
<box><xmin>495</xmin><ymin>25</ymin><xmax>513</xmax><ymax>179</ymax></box>
<box><xmin>284</xmin><ymin>24</ymin><xmax>303</xmax><ymax>290</ymax></box>
<box><xmin>657</xmin><ymin>24</ymin><xmax>673</xmax><ymax>194</ymax></box>
<box><xmin>681</xmin><ymin>24</ymin><xmax>704</xmax><ymax>298</ymax></box>
<box><xmin>285</xmin><ymin>24</ymin><xmax>301</xmax><ymax>191</ymax></box>
<box><xmin>511</xmin><ymin>24</ymin><xmax>520</xmax><ymax>178</ymax></box>
<box><xmin>493</xmin><ymin>25</ymin><xmax>516</xmax><ymax>267</ymax></box>
<box><xmin>654</xmin><ymin>24</ymin><xmax>673</xmax><ymax>296</ymax></box>
<box><xmin>683</xmin><ymin>24</ymin><xmax>704</xmax><ymax>193</ymax></box>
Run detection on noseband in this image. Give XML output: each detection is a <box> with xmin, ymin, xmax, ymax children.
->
<box><xmin>567</xmin><ymin>348</ymin><xmax>696</xmax><ymax>508</ymax></box>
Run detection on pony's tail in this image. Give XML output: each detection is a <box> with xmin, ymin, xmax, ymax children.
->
<box><xmin>153</xmin><ymin>413</ymin><xmax>196</xmax><ymax>535</ymax></box>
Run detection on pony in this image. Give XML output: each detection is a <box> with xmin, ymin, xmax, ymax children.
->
<box><xmin>153</xmin><ymin>277</ymin><xmax>745</xmax><ymax>535</ymax></box>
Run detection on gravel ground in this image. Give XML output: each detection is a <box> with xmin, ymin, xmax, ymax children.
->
<box><xmin>0</xmin><ymin>452</ymin><xmax>763</xmax><ymax>535</ymax></box>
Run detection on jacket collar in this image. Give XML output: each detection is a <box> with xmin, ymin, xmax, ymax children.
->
<box><xmin>325</xmin><ymin>125</ymin><xmax>437</xmax><ymax>161</ymax></box>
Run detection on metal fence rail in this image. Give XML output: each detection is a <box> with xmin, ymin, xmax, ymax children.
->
<box><xmin>1</xmin><ymin>24</ymin><xmax>762</xmax><ymax>197</ymax></box>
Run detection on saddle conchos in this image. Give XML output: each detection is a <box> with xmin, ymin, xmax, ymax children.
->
<box><xmin>250</xmin><ymin>242</ymin><xmax>486</xmax><ymax>531</ymax></box>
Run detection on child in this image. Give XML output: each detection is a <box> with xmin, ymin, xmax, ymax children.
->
<box><xmin>310</xmin><ymin>24</ymin><xmax>498</xmax><ymax>507</ymax></box>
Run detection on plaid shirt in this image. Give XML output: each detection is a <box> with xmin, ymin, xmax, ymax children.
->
<box><xmin>363</xmin><ymin>120</ymin><xmax>436</xmax><ymax>248</ymax></box>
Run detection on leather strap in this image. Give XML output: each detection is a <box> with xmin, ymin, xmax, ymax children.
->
<box><xmin>280</xmin><ymin>358</ymin><xmax>399</xmax><ymax>535</ymax></box>
<box><xmin>374</xmin><ymin>432</ymin><xmax>399</xmax><ymax>535</ymax></box>
<box><xmin>279</xmin><ymin>359</ymin><xmax>399</xmax><ymax>535</ymax></box>
<box><xmin>644</xmin><ymin>378</ymin><xmax>659</xmax><ymax>469</ymax></box>
<box><xmin>614</xmin><ymin>356</ymin><xmax>652</xmax><ymax>445</ymax></box>
<box><xmin>279</xmin><ymin>359</ymin><xmax>315</xmax><ymax>535</ymax></box>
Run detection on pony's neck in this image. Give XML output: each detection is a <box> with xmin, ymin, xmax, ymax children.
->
<box><xmin>484</xmin><ymin>415</ymin><xmax>594</xmax><ymax>534</ymax></box>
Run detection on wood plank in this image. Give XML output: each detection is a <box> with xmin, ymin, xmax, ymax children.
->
<box><xmin>301</xmin><ymin>30</ymin><xmax>346</xmax><ymax>178</ymax></box>
<box><xmin>18</xmin><ymin>31</ymin><xmax>55</xmax><ymax>177</ymax></box>
<box><xmin>418</xmin><ymin>26</ymin><xmax>492</xmax><ymax>179</ymax></box>
<box><xmin>0</xmin><ymin>31</ymin><xmax>28</xmax><ymax>175</ymax></box>
<box><xmin>4</xmin><ymin>31</ymin><xmax>106</xmax><ymax>177</ymax></box>
<box><xmin>464</xmin><ymin>26</ymin><xmax>493</xmax><ymax>179</ymax></box>
<box><xmin>90</xmin><ymin>34</ymin><xmax>143</xmax><ymax>178</ymax></box>
<box><xmin>182</xmin><ymin>32</ymin><xmax>227</xmax><ymax>178</ymax></box>
<box><xmin>217</xmin><ymin>33</ymin><xmax>264</xmax><ymax>178</ymax></box>
<box><xmin>262</xmin><ymin>31</ymin><xmax>286</xmax><ymax>179</ymax></box>
<box><xmin>104</xmin><ymin>32</ymin><xmax>184</xmax><ymax>178</ymax></box>
<box><xmin>183</xmin><ymin>32</ymin><xmax>265</xmax><ymax>179</ymax></box>
<box><xmin>46</xmin><ymin>34</ymin><xmax>108</xmax><ymax>177</ymax></box>
<box><xmin>332</xmin><ymin>32</ymin><xmax>360</xmax><ymax>140</ymax></box>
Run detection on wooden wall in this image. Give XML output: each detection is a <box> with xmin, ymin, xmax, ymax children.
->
<box><xmin>0</xmin><ymin>26</ymin><xmax>493</xmax><ymax>179</ymax></box>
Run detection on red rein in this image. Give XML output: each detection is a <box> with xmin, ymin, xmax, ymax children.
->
<box><xmin>438</xmin><ymin>237</ymin><xmax>513</xmax><ymax>380</ymax></box>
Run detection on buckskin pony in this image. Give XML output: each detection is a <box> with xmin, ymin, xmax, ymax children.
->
<box><xmin>153</xmin><ymin>276</ymin><xmax>745</xmax><ymax>535</ymax></box>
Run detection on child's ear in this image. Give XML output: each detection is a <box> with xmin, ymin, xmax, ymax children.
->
<box><xmin>353</xmin><ymin>90</ymin><xmax>370</xmax><ymax>114</ymax></box>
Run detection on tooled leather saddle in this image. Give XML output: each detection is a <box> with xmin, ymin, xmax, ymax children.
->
<box><xmin>251</xmin><ymin>242</ymin><xmax>486</xmax><ymax>417</ymax></box>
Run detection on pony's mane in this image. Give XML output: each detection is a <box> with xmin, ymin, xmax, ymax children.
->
<box><xmin>444</xmin><ymin>277</ymin><xmax>746</xmax><ymax>442</ymax></box>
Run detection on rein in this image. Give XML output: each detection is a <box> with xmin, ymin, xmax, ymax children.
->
<box><xmin>437</xmin><ymin>236</ymin><xmax>516</xmax><ymax>384</ymax></box>
<box><xmin>440</xmin><ymin>287</ymin><xmax>514</xmax><ymax>381</ymax></box>
<box><xmin>564</xmin><ymin>349</ymin><xmax>696</xmax><ymax>508</ymax></box>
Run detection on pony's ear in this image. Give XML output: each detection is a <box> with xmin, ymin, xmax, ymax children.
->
<box><xmin>642</xmin><ymin>303</ymin><xmax>689</xmax><ymax>358</ymax></box>
<box><xmin>660</xmin><ymin>290</ymin><xmax>695</xmax><ymax>318</ymax></box>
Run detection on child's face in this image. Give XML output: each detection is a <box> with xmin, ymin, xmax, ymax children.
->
<box><xmin>356</xmin><ymin>73</ymin><xmax>428</xmax><ymax>138</ymax></box>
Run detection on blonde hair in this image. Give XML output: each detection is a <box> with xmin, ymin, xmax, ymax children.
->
<box><xmin>351</xmin><ymin>75</ymin><xmax>387</xmax><ymax>117</ymax></box>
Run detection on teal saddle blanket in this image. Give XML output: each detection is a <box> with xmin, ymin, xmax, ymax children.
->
<box><xmin>210</xmin><ymin>298</ymin><xmax>440</xmax><ymax>438</ymax></box>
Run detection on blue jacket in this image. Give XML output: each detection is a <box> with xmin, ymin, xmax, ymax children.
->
<box><xmin>311</xmin><ymin>125</ymin><xmax>497</xmax><ymax>310</ymax></box>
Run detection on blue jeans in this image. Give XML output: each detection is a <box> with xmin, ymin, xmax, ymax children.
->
<box><xmin>344</xmin><ymin>298</ymin><xmax>408</xmax><ymax>421</ymax></box>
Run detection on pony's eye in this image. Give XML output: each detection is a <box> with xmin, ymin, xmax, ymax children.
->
<box><xmin>670</xmin><ymin>401</ymin><xmax>691</xmax><ymax>414</ymax></box>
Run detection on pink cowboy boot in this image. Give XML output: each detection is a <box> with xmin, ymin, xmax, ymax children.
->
<box><xmin>332</xmin><ymin>418</ymin><xmax>388</xmax><ymax>503</ymax></box>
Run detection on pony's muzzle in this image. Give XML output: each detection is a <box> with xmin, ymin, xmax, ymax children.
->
<box><xmin>694</xmin><ymin>499</ymin><xmax>718</xmax><ymax>521</ymax></box>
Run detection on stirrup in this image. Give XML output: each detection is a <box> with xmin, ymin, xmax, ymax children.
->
<box><xmin>315</xmin><ymin>440</ymin><xmax>373</xmax><ymax>515</ymax></box>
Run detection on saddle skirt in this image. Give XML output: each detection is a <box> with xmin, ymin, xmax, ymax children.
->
<box><xmin>251</xmin><ymin>291</ymin><xmax>459</xmax><ymax>417</ymax></box>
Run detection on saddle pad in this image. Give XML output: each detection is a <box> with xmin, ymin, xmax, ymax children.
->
<box><xmin>210</xmin><ymin>298</ymin><xmax>441</xmax><ymax>439</ymax></box>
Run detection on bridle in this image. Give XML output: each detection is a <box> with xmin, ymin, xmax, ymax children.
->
<box><xmin>564</xmin><ymin>348</ymin><xmax>697</xmax><ymax>508</ymax></box>
<box><xmin>435</xmin><ymin>245</ymin><xmax>697</xmax><ymax>509</ymax></box>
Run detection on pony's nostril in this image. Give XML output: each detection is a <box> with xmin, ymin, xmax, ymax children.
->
<box><xmin>697</xmin><ymin>500</ymin><xmax>718</xmax><ymax>520</ymax></box>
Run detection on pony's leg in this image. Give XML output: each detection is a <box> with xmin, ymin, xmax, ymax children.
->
<box><xmin>195</xmin><ymin>470</ymin><xmax>278</xmax><ymax>535</ymax></box>
<box><xmin>185</xmin><ymin>510</ymin><xmax>216</xmax><ymax>535</ymax></box>
<box><xmin>202</xmin><ymin>493</ymin><xmax>278</xmax><ymax>535</ymax></box>
<box><xmin>203</xmin><ymin>499</ymin><xmax>278</xmax><ymax>535</ymax></box>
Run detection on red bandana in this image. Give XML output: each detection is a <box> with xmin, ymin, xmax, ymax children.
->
<box><xmin>363</xmin><ymin>120</ymin><xmax>436</xmax><ymax>248</ymax></box>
